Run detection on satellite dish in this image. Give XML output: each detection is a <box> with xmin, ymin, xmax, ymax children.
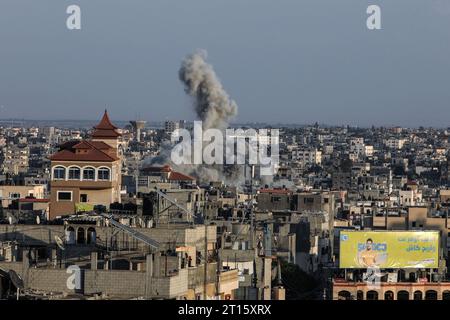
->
<box><xmin>8</xmin><ymin>270</ymin><xmax>24</xmax><ymax>290</ymax></box>
<box><xmin>36</xmin><ymin>215</ymin><xmax>41</xmax><ymax>225</ymax></box>
<box><xmin>54</xmin><ymin>235</ymin><xmax>65</xmax><ymax>250</ymax></box>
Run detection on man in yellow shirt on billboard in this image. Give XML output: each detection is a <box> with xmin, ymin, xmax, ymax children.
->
<box><xmin>358</xmin><ymin>238</ymin><xmax>379</xmax><ymax>267</ymax></box>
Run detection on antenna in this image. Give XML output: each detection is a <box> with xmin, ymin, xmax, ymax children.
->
<box><xmin>55</xmin><ymin>235</ymin><xmax>66</xmax><ymax>251</ymax></box>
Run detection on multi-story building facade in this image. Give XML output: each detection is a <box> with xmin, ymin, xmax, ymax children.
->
<box><xmin>49</xmin><ymin>111</ymin><xmax>122</xmax><ymax>219</ymax></box>
<box><xmin>291</xmin><ymin>148</ymin><xmax>322</xmax><ymax>168</ymax></box>
<box><xmin>1</xmin><ymin>144</ymin><xmax>29</xmax><ymax>175</ymax></box>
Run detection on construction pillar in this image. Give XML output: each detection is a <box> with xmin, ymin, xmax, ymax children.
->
<box><xmin>91</xmin><ymin>252</ymin><xmax>98</xmax><ymax>270</ymax></box>
<box><xmin>178</xmin><ymin>252</ymin><xmax>182</xmax><ymax>269</ymax></box>
<box><xmin>51</xmin><ymin>249</ymin><xmax>57</xmax><ymax>268</ymax></box>
<box><xmin>153</xmin><ymin>252</ymin><xmax>161</xmax><ymax>277</ymax></box>
<box><xmin>22</xmin><ymin>250</ymin><xmax>30</xmax><ymax>289</ymax></box>
<box><xmin>145</xmin><ymin>254</ymin><xmax>154</xmax><ymax>299</ymax></box>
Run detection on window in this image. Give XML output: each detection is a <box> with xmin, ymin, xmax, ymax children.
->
<box><xmin>98</xmin><ymin>167</ymin><xmax>110</xmax><ymax>181</ymax></box>
<box><xmin>83</xmin><ymin>167</ymin><xmax>95</xmax><ymax>180</ymax></box>
<box><xmin>53</xmin><ymin>166</ymin><xmax>66</xmax><ymax>180</ymax></box>
<box><xmin>68</xmin><ymin>167</ymin><xmax>81</xmax><ymax>180</ymax></box>
<box><xmin>80</xmin><ymin>194</ymin><xmax>88</xmax><ymax>203</ymax></box>
<box><xmin>9</xmin><ymin>193</ymin><xmax>20</xmax><ymax>199</ymax></box>
<box><xmin>57</xmin><ymin>191</ymin><xmax>72</xmax><ymax>202</ymax></box>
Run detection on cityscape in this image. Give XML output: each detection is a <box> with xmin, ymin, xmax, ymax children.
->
<box><xmin>1</xmin><ymin>0</ymin><xmax>450</xmax><ymax>309</ymax></box>
<box><xmin>0</xmin><ymin>110</ymin><xmax>449</xmax><ymax>301</ymax></box>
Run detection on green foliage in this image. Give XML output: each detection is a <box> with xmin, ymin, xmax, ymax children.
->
<box><xmin>276</xmin><ymin>260</ymin><xmax>320</xmax><ymax>300</ymax></box>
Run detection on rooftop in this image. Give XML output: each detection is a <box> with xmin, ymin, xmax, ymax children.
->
<box><xmin>91</xmin><ymin>110</ymin><xmax>121</xmax><ymax>139</ymax></box>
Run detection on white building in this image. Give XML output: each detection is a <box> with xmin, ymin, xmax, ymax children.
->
<box><xmin>292</xmin><ymin>148</ymin><xmax>322</xmax><ymax>167</ymax></box>
<box><xmin>384</xmin><ymin>138</ymin><xmax>406</xmax><ymax>150</ymax></box>
<box><xmin>399</xmin><ymin>189</ymin><xmax>423</xmax><ymax>206</ymax></box>
<box><xmin>350</xmin><ymin>137</ymin><xmax>365</xmax><ymax>157</ymax></box>
<box><xmin>364</xmin><ymin>145</ymin><xmax>374</xmax><ymax>157</ymax></box>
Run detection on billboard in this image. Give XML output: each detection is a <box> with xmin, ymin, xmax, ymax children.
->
<box><xmin>339</xmin><ymin>231</ymin><xmax>439</xmax><ymax>268</ymax></box>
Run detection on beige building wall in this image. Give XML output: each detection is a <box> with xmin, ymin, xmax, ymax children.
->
<box><xmin>334</xmin><ymin>282</ymin><xmax>450</xmax><ymax>300</ymax></box>
<box><xmin>50</xmin><ymin>160</ymin><xmax>121</xmax><ymax>218</ymax></box>
<box><xmin>0</xmin><ymin>185</ymin><xmax>46</xmax><ymax>207</ymax></box>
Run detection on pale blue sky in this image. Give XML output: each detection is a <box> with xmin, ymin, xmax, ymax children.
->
<box><xmin>0</xmin><ymin>0</ymin><xmax>449</xmax><ymax>127</ymax></box>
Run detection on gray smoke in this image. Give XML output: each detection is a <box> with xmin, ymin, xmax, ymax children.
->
<box><xmin>179</xmin><ymin>50</ymin><xmax>237</xmax><ymax>131</ymax></box>
<box><xmin>147</xmin><ymin>50</ymin><xmax>242</xmax><ymax>185</ymax></box>
<box><xmin>146</xmin><ymin>50</ymin><xmax>276</xmax><ymax>188</ymax></box>
<box><xmin>177</xmin><ymin>50</ymin><xmax>240</xmax><ymax>183</ymax></box>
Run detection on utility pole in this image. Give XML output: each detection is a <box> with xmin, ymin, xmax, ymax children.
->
<box><xmin>203</xmin><ymin>223</ymin><xmax>208</xmax><ymax>299</ymax></box>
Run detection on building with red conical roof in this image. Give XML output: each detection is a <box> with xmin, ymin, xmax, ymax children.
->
<box><xmin>49</xmin><ymin>111</ymin><xmax>122</xmax><ymax>219</ymax></box>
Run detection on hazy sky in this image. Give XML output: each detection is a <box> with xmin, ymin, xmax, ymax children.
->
<box><xmin>0</xmin><ymin>0</ymin><xmax>449</xmax><ymax>127</ymax></box>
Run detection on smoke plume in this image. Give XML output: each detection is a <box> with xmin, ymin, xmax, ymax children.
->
<box><xmin>179</xmin><ymin>50</ymin><xmax>237</xmax><ymax>131</ymax></box>
<box><xmin>147</xmin><ymin>50</ymin><xmax>243</xmax><ymax>185</ymax></box>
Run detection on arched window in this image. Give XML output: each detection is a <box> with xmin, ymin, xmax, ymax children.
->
<box><xmin>98</xmin><ymin>167</ymin><xmax>110</xmax><ymax>181</ymax></box>
<box><xmin>65</xmin><ymin>227</ymin><xmax>76</xmax><ymax>245</ymax></box>
<box><xmin>425</xmin><ymin>290</ymin><xmax>437</xmax><ymax>300</ymax></box>
<box><xmin>83</xmin><ymin>167</ymin><xmax>95</xmax><ymax>181</ymax></box>
<box><xmin>356</xmin><ymin>290</ymin><xmax>364</xmax><ymax>300</ymax></box>
<box><xmin>443</xmin><ymin>291</ymin><xmax>450</xmax><ymax>300</ymax></box>
<box><xmin>397</xmin><ymin>291</ymin><xmax>409</xmax><ymax>300</ymax></box>
<box><xmin>413</xmin><ymin>291</ymin><xmax>423</xmax><ymax>300</ymax></box>
<box><xmin>77</xmin><ymin>227</ymin><xmax>85</xmax><ymax>244</ymax></box>
<box><xmin>366</xmin><ymin>290</ymin><xmax>379</xmax><ymax>300</ymax></box>
<box><xmin>87</xmin><ymin>227</ymin><xmax>96</xmax><ymax>245</ymax></box>
<box><xmin>338</xmin><ymin>291</ymin><xmax>352</xmax><ymax>300</ymax></box>
<box><xmin>384</xmin><ymin>291</ymin><xmax>394</xmax><ymax>300</ymax></box>
<box><xmin>68</xmin><ymin>167</ymin><xmax>81</xmax><ymax>180</ymax></box>
<box><xmin>53</xmin><ymin>166</ymin><xmax>66</xmax><ymax>180</ymax></box>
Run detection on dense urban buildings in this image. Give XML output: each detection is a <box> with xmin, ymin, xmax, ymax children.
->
<box><xmin>1</xmin><ymin>115</ymin><xmax>450</xmax><ymax>300</ymax></box>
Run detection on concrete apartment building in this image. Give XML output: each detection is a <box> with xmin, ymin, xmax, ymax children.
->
<box><xmin>350</xmin><ymin>137</ymin><xmax>365</xmax><ymax>157</ymax></box>
<box><xmin>0</xmin><ymin>221</ymin><xmax>239</xmax><ymax>300</ymax></box>
<box><xmin>1</xmin><ymin>144</ymin><xmax>29</xmax><ymax>175</ymax></box>
<box><xmin>0</xmin><ymin>185</ymin><xmax>46</xmax><ymax>208</ymax></box>
<box><xmin>256</xmin><ymin>189</ymin><xmax>292</xmax><ymax>211</ymax></box>
<box><xmin>384</xmin><ymin>138</ymin><xmax>406</xmax><ymax>150</ymax></box>
<box><xmin>49</xmin><ymin>111</ymin><xmax>122</xmax><ymax>219</ymax></box>
<box><xmin>291</xmin><ymin>148</ymin><xmax>322</xmax><ymax>168</ymax></box>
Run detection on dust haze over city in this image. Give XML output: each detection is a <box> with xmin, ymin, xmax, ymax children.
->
<box><xmin>1</xmin><ymin>0</ymin><xmax>450</xmax><ymax>127</ymax></box>
<box><xmin>1</xmin><ymin>0</ymin><xmax>450</xmax><ymax>308</ymax></box>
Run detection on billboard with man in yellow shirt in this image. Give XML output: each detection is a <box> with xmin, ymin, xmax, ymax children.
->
<box><xmin>339</xmin><ymin>230</ymin><xmax>439</xmax><ymax>268</ymax></box>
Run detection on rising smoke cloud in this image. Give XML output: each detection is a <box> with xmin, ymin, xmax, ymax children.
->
<box><xmin>178</xmin><ymin>50</ymin><xmax>237</xmax><ymax>131</ymax></box>
<box><xmin>147</xmin><ymin>50</ymin><xmax>243</xmax><ymax>184</ymax></box>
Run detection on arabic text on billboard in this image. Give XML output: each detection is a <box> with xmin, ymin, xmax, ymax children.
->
<box><xmin>339</xmin><ymin>231</ymin><xmax>439</xmax><ymax>268</ymax></box>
